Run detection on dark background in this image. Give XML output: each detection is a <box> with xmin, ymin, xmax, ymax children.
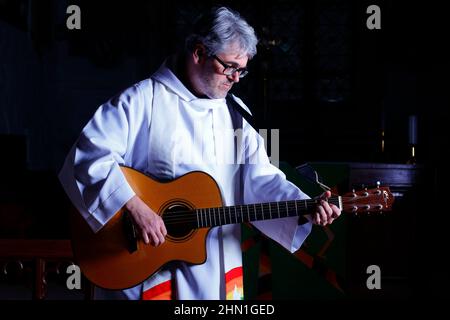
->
<box><xmin>3</xmin><ymin>0</ymin><xmax>448</xmax><ymax>170</ymax></box>
<box><xmin>1</xmin><ymin>0</ymin><xmax>449</xmax><ymax>300</ymax></box>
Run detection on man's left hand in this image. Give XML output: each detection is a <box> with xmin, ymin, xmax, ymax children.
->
<box><xmin>312</xmin><ymin>190</ymin><xmax>341</xmax><ymax>226</ymax></box>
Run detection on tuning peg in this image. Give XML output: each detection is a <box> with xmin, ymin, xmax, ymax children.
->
<box><xmin>376</xmin><ymin>181</ymin><xmax>381</xmax><ymax>188</ymax></box>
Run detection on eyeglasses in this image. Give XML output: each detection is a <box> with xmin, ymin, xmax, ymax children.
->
<box><xmin>213</xmin><ymin>55</ymin><xmax>249</xmax><ymax>78</ymax></box>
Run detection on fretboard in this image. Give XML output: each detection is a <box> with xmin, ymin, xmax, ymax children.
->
<box><xmin>194</xmin><ymin>197</ymin><xmax>341</xmax><ymax>228</ymax></box>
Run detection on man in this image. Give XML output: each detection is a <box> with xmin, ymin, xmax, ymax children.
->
<box><xmin>59</xmin><ymin>6</ymin><xmax>341</xmax><ymax>300</ymax></box>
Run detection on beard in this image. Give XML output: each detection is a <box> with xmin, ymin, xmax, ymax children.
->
<box><xmin>201</xmin><ymin>76</ymin><xmax>233</xmax><ymax>99</ymax></box>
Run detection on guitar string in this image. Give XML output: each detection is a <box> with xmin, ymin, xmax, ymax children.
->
<box><xmin>160</xmin><ymin>198</ymin><xmax>340</xmax><ymax>220</ymax></box>
<box><xmin>160</xmin><ymin>198</ymin><xmax>345</xmax><ymax>225</ymax></box>
<box><xmin>159</xmin><ymin>195</ymin><xmax>385</xmax><ymax>225</ymax></box>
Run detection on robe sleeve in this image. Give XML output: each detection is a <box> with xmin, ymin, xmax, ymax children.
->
<box><xmin>241</xmin><ymin>121</ymin><xmax>313</xmax><ymax>253</ymax></box>
<box><xmin>58</xmin><ymin>82</ymin><xmax>152</xmax><ymax>232</ymax></box>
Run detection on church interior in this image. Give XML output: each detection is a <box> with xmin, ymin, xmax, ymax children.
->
<box><xmin>1</xmin><ymin>0</ymin><xmax>449</xmax><ymax>304</ymax></box>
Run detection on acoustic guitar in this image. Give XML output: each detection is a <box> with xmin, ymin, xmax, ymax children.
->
<box><xmin>70</xmin><ymin>166</ymin><xmax>394</xmax><ymax>290</ymax></box>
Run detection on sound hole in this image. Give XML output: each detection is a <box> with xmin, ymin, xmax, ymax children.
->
<box><xmin>163</xmin><ymin>204</ymin><xmax>196</xmax><ymax>241</ymax></box>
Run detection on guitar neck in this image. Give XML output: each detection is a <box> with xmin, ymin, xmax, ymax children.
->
<box><xmin>193</xmin><ymin>197</ymin><xmax>342</xmax><ymax>228</ymax></box>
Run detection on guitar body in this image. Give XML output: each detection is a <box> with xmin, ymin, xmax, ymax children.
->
<box><xmin>70</xmin><ymin>167</ymin><xmax>224</xmax><ymax>290</ymax></box>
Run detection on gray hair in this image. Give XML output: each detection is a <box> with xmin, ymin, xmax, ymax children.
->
<box><xmin>185</xmin><ymin>7</ymin><xmax>258</xmax><ymax>59</ymax></box>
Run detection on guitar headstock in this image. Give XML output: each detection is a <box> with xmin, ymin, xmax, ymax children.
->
<box><xmin>341</xmin><ymin>186</ymin><xmax>394</xmax><ymax>214</ymax></box>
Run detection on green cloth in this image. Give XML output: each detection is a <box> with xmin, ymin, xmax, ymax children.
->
<box><xmin>243</xmin><ymin>161</ymin><xmax>349</xmax><ymax>299</ymax></box>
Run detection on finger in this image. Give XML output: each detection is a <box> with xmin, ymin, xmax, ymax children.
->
<box><xmin>319</xmin><ymin>203</ymin><xmax>329</xmax><ymax>221</ymax></box>
<box><xmin>314</xmin><ymin>212</ymin><xmax>320</xmax><ymax>225</ymax></box>
<box><xmin>318</xmin><ymin>206</ymin><xmax>327</xmax><ymax>225</ymax></box>
<box><xmin>331</xmin><ymin>204</ymin><xmax>341</xmax><ymax>218</ymax></box>
<box><xmin>148</xmin><ymin>230</ymin><xmax>160</xmax><ymax>247</ymax></box>
<box><xmin>161</xmin><ymin>224</ymin><xmax>168</xmax><ymax>238</ymax></box>
<box><xmin>329</xmin><ymin>205</ymin><xmax>342</xmax><ymax>224</ymax></box>
<box><xmin>142</xmin><ymin>231</ymin><xmax>150</xmax><ymax>245</ymax></box>
<box><xmin>326</xmin><ymin>217</ymin><xmax>333</xmax><ymax>225</ymax></box>
<box><xmin>321</xmin><ymin>190</ymin><xmax>331</xmax><ymax>199</ymax></box>
<box><xmin>313</xmin><ymin>212</ymin><xmax>321</xmax><ymax>225</ymax></box>
<box><xmin>321</xmin><ymin>200</ymin><xmax>333</xmax><ymax>217</ymax></box>
<box><xmin>159</xmin><ymin>218</ymin><xmax>168</xmax><ymax>237</ymax></box>
<box><xmin>157</xmin><ymin>229</ymin><xmax>165</xmax><ymax>245</ymax></box>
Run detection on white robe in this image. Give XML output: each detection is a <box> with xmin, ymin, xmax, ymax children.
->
<box><xmin>59</xmin><ymin>59</ymin><xmax>312</xmax><ymax>300</ymax></box>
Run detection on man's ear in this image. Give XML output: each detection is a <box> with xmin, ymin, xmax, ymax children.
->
<box><xmin>193</xmin><ymin>44</ymin><xmax>206</xmax><ymax>64</ymax></box>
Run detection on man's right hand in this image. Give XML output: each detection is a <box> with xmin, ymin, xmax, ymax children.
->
<box><xmin>125</xmin><ymin>195</ymin><xmax>167</xmax><ymax>246</ymax></box>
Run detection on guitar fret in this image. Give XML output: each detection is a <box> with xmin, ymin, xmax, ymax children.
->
<box><xmin>228</xmin><ymin>207</ymin><xmax>231</xmax><ymax>225</ymax></box>
<box><xmin>333</xmin><ymin>197</ymin><xmax>341</xmax><ymax>209</ymax></box>
<box><xmin>234</xmin><ymin>206</ymin><xmax>237</xmax><ymax>223</ymax></box>
<box><xmin>285</xmin><ymin>201</ymin><xmax>289</xmax><ymax>217</ymax></box>
<box><xmin>202</xmin><ymin>209</ymin><xmax>206</xmax><ymax>227</ymax></box>
<box><xmin>217</xmin><ymin>208</ymin><xmax>221</xmax><ymax>226</ymax></box>
<box><xmin>254</xmin><ymin>204</ymin><xmax>257</xmax><ymax>221</ymax></box>
<box><xmin>200</xmin><ymin>209</ymin><xmax>205</xmax><ymax>228</ymax></box>
<box><xmin>204</xmin><ymin>209</ymin><xmax>207</xmax><ymax>227</ymax></box>
<box><xmin>276</xmin><ymin>202</ymin><xmax>279</xmax><ymax>218</ymax></box>
<box><xmin>240</xmin><ymin>206</ymin><xmax>244</xmax><ymax>222</ymax></box>
<box><xmin>295</xmin><ymin>200</ymin><xmax>298</xmax><ymax>216</ymax></box>
<box><xmin>212</xmin><ymin>208</ymin><xmax>216</xmax><ymax>227</ymax></box>
<box><xmin>260</xmin><ymin>203</ymin><xmax>264</xmax><ymax>220</ymax></box>
<box><xmin>247</xmin><ymin>205</ymin><xmax>250</xmax><ymax>222</ymax></box>
<box><xmin>208</xmin><ymin>209</ymin><xmax>212</xmax><ymax>227</ymax></box>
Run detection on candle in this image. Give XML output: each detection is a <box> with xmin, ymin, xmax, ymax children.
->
<box><xmin>409</xmin><ymin>115</ymin><xmax>417</xmax><ymax>145</ymax></box>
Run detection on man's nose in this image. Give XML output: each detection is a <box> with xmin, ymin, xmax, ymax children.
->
<box><xmin>229</xmin><ymin>71</ymin><xmax>240</xmax><ymax>83</ymax></box>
